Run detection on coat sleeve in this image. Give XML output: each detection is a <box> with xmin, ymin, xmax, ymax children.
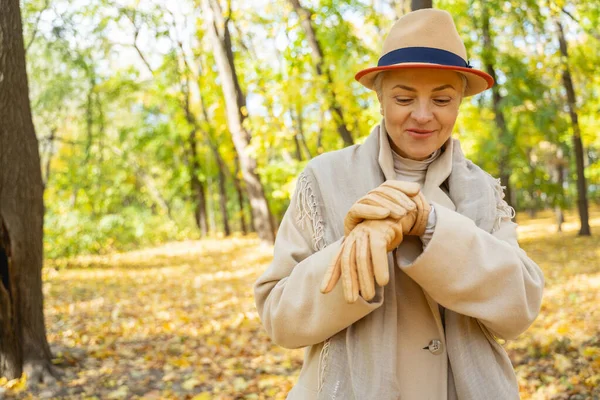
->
<box><xmin>253</xmin><ymin>169</ymin><xmax>384</xmax><ymax>349</ymax></box>
<box><xmin>398</xmin><ymin>202</ymin><xmax>544</xmax><ymax>340</ymax></box>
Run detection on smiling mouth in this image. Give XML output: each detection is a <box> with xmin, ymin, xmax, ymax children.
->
<box><xmin>407</xmin><ymin>129</ymin><xmax>434</xmax><ymax>134</ymax></box>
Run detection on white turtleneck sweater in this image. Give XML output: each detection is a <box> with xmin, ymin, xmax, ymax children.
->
<box><xmin>391</xmin><ymin>148</ymin><xmax>440</xmax><ymax>247</ymax></box>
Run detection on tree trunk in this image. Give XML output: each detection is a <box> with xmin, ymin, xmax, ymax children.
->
<box><xmin>0</xmin><ymin>0</ymin><xmax>56</xmax><ymax>383</ymax></box>
<box><xmin>233</xmin><ymin>156</ymin><xmax>249</xmax><ymax>234</ymax></box>
<box><xmin>187</xmin><ymin>129</ymin><xmax>209</xmax><ymax>236</ymax></box>
<box><xmin>206</xmin><ymin>139</ymin><xmax>230</xmax><ymax>237</ymax></box>
<box><xmin>179</xmin><ymin>70</ymin><xmax>208</xmax><ymax>236</ymax></box>
<box><xmin>201</xmin><ymin>0</ymin><xmax>274</xmax><ymax>244</ymax></box>
<box><xmin>288</xmin><ymin>0</ymin><xmax>354</xmax><ymax>147</ymax></box>
<box><xmin>411</xmin><ymin>0</ymin><xmax>432</xmax><ymax>10</ymax></box>
<box><xmin>555</xmin><ymin>18</ymin><xmax>591</xmax><ymax>236</ymax></box>
<box><xmin>197</xmin><ymin>71</ymin><xmax>231</xmax><ymax>237</ymax></box>
<box><xmin>481</xmin><ymin>2</ymin><xmax>515</xmax><ymax>211</ymax></box>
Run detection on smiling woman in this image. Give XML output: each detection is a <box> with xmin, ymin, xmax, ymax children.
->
<box><xmin>376</xmin><ymin>69</ymin><xmax>463</xmax><ymax>161</ymax></box>
<box><xmin>254</xmin><ymin>8</ymin><xmax>544</xmax><ymax>400</ymax></box>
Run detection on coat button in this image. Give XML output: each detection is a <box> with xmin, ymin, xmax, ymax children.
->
<box><xmin>423</xmin><ymin>339</ymin><xmax>444</xmax><ymax>355</ymax></box>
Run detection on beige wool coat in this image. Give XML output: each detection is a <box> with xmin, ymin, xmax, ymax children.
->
<box><xmin>253</xmin><ymin>125</ymin><xmax>544</xmax><ymax>399</ymax></box>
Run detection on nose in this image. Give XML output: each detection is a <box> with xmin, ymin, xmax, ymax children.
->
<box><xmin>410</xmin><ymin>100</ymin><xmax>434</xmax><ymax>124</ymax></box>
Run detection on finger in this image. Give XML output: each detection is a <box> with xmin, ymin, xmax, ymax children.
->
<box><xmin>349</xmin><ymin>203</ymin><xmax>391</xmax><ymax>220</ymax></box>
<box><xmin>409</xmin><ymin>193</ymin><xmax>430</xmax><ymax>236</ymax></box>
<box><xmin>320</xmin><ymin>241</ymin><xmax>344</xmax><ymax>294</ymax></box>
<box><xmin>370</xmin><ymin>233</ymin><xmax>389</xmax><ymax>286</ymax></box>
<box><xmin>365</xmin><ymin>232</ymin><xmax>375</xmax><ymax>296</ymax></box>
<box><xmin>344</xmin><ymin>203</ymin><xmax>390</xmax><ymax>235</ymax></box>
<box><xmin>381</xmin><ymin>180</ymin><xmax>421</xmax><ymax>196</ymax></box>
<box><xmin>349</xmin><ymin>238</ymin><xmax>360</xmax><ymax>303</ymax></box>
<box><xmin>360</xmin><ymin>193</ymin><xmax>407</xmax><ymax>219</ymax></box>
<box><xmin>342</xmin><ymin>235</ymin><xmax>359</xmax><ymax>303</ymax></box>
<box><xmin>372</xmin><ymin>186</ymin><xmax>416</xmax><ymax>212</ymax></box>
<box><xmin>388</xmin><ymin>225</ymin><xmax>404</xmax><ymax>250</ymax></box>
<box><xmin>356</xmin><ymin>233</ymin><xmax>375</xmax><ymax>301</ymax></box>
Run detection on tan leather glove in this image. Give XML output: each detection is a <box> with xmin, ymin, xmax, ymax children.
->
<box><xmin>321</xmin><ymin>181</ymin><xmax>431</xmax><ymax>303</ymax></box>
<box><xmin>320</xmin><ymin>218</ymin><xmax>403</xmax><ymax>303</ymax></box>
<box><xmin>345</xmin><ymin>180</ymin><xmax>430</xmax><ymax>236</ymax></box>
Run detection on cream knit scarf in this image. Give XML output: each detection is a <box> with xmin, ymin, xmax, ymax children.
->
<box><xmin>316</xmin><ymin>124</ymin><xmax>517</xmax><ymax>400</ymax></box>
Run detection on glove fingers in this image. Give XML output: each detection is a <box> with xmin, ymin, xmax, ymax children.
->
<box><xmin>356</xmin><ymin>233</ymin><xmax>375</xmax><ymax>301</ymax></box>
<box><xmin>408</xmin><ymin>193</ymin><xmax>430</xmax><ymax>236</ymax></box>
<box><xmin>360</xmin><ymin>194</ymin><xmax>407</xmax><ymax>220</ymax></box>
<box><xmin>320</xmin><ymin>240</ymin><xmax>344</xmax><ymax>294</ymax></box>
<box><xmin>370</xmin><ymin>233</ymin><xmax>389</xmax><ymax>286</ymax></box>
<box><xmin>349</xmin><ymin>238</ymin><xmax>360</xmax><ymax>303</ymax></box>
<box><xmin>381</xmin><ymin>180</ymin><xmax>421</xmax><ymax>196</ymax></box>
<box><xmin>370</xmin><ymin>186</ymin><xmax>416</xmax><ymax>212</ymax></box>
<box><xmin>388</xmin><ymin>225</ymin><xmax>404</xmax><ymax>250</ymax></box>
<box><xmin>344</xmin><ymin>204</ymin><xmax>390</xmax><ymax>236</ymax></box>
<box><xmin>342</xmin><ymin>235</ymin><xmax>359</xmax><ymax>303</ymax></box>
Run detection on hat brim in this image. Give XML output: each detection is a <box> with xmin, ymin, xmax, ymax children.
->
<box><xmin>355</xmin><ymin>63</ymin><xmax>494</xmax><ymax>97</ymax></box>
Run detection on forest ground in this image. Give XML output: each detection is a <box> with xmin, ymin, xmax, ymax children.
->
<box><xmin>2</xmin><ymin>207</ymin><xmax>600</xmax><ymax>399</ymax></box>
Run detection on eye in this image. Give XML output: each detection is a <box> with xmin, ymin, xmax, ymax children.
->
<box><xmin>394</xmin><ymin>97</ymin><xmax>413</xmax><ymax>105</ymax></box>
<box><xmin>433</xmin><ymin>98</ymin><xmax>452</xmax><ymax>106</ymax></box>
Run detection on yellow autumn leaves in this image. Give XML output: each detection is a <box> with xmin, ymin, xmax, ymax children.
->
<box><xmin>2</xmin><ymin>208</ymin><xmax>599</xmax><ymax>398</ymax></box>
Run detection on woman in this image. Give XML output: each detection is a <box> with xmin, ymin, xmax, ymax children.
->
<box><xmin>253</xmin><ymin>9</ymin><xmax>544</xmax><ymax>400</ymax></box>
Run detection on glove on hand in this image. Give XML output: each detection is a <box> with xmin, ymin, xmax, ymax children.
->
<box><xmin>321</xmin><ymin>181</ymin><xmax>431</xmax><ymax>303</ymax></box>
<box><xmin>320</xmin><ymin>218</ymin><xmax>403</xmax><ymax>303</ymax></box>
<box><xmin>344</xmin><ymin>180</ymin><xmax>430</xmax><ymax>237</ymax></box>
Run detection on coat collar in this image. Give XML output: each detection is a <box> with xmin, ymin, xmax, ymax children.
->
<box><xmin>375</xmin><ymin>120</ymin><xmax>456</xmax><ymax>210</ymax></box>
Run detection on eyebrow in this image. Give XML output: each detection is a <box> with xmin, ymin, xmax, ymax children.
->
<box><xmin>391</xmin><ymin>84</ymin><xmax>456</xmax><ymax>92</ymax></box>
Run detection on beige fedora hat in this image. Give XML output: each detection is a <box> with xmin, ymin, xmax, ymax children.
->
<box><xmin>356</xmin><ymin>9</ymin><xmax>493</xmax><ymax>97</ymax></box>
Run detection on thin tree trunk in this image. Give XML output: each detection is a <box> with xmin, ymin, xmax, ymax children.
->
<box><xmin>295</xmin><ymin>102</ymin><xmax>313</xmax><ymax>159</ymax></box>
<box><xmin>481</xmin><ymin>2</ymin><xmax>515</xmax><ymax>211</ymax></box>
<box><xmin>411</xmin><ymin>0</ymin><xmax>432</xmax><ymax>9</ymax></box>
<box><xmin>555</xmin><ymin>18</ymin><xmax>591</xmax><ymax>236</ymax></box>
<box><xmin>288</xmin><ymin>0</ymin><xmax>354</xmax><ymax>147</ymax></box>
<box><xmin>216</xmin><ymin>160</ymin><xmax>230</xmax><ymax>236</ymax></box>
<box><xmin>41</xmin><ymin>128</ymin><xmax>56</xmax><ymax>189</ymax></box>
<box><xmin>0</xmin><ymin>0</ymin><xmax>56</xmax><ymax>383</ymax></box>
<box><xmin>202</xmin><ymin>0</ymin><xmax>274</xmax><ymax>243</ymax></box>
<box><xmin>234</xmin><ymin>156</ymin><xmax>249</xmax><ymax>234</ymax></box>
<box><xmin>180</xmin><ymin>68</ymin><xmax>208</xmax><ymax>236</ymax></box>
<box><xmin>187</xmin><ymin>129</ymin><xmax>209</xmax><ymax>236</ymax></box>
<box><xmin>197</xmin><ymin>74</ymin><xmax>231</xmax><ymax>237</ymax></box>
<box><xmin>554</xmin><ymin>147</ymin><xmax>566</xmax><ymax>233</ymax></box>
<box><xmin>205</xmin><ymin>136</ymin><xmax>231</xmax><ymax>237</ymax></box>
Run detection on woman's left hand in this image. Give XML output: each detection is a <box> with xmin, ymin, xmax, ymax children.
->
<box><xmin>344</xmin><ymin>180</ymin><xmax>429</xmax><ymax>236</ymax></box>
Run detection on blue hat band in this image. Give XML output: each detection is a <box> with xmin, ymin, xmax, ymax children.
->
<box><xmin>378</xmin><ymin>47</ymin><xmax>472</xmax><ymax>69</ymax></box>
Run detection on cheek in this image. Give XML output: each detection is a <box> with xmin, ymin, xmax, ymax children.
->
<box><xmin>439</xmin><ymin>107</ymin><xmax>459</xmax><ymax>129</ymax></box>
<box><xmin>384</xmin><ymin>103</ymin><xmax>408</xmax><ymax>124</ymax></box>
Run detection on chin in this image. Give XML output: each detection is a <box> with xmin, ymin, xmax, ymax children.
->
<box><xmin>407</xmin><ymin>148</ymin><xmax>434</xmax><ymax>161</ymax></box>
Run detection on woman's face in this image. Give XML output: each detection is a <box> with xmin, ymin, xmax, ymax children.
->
<box><xmin>377</xmin><ymin>68</ymin><xmax>463</xmax><ymax>161</ymax></box>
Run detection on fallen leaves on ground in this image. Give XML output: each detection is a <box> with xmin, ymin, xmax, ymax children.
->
<box><xmin>4</xmin><ymin>209</ymin><xmax>600</xmax><ymax>399</ymax></box>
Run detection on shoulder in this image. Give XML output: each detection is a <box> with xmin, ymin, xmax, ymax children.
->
<box><xmin>304</xmin><ymin>143</ymin><xmax>362</xmax><ymax>175</ymax></box>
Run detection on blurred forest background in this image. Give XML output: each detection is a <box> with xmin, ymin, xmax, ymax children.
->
<box><xmin>1</xmin><ymin>0</ymin><xmax>599</xmax><ymax>398</ymax></box>
<box><xmin>18</xmin><ymin>0</ymin><xmax>599</xmax><ymax>258</ymax></box>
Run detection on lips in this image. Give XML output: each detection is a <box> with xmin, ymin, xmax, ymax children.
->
<box><xmin>407</xmin><ymin>129</ymin><xmax>434</xmax><ymax>134</ymax></box>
